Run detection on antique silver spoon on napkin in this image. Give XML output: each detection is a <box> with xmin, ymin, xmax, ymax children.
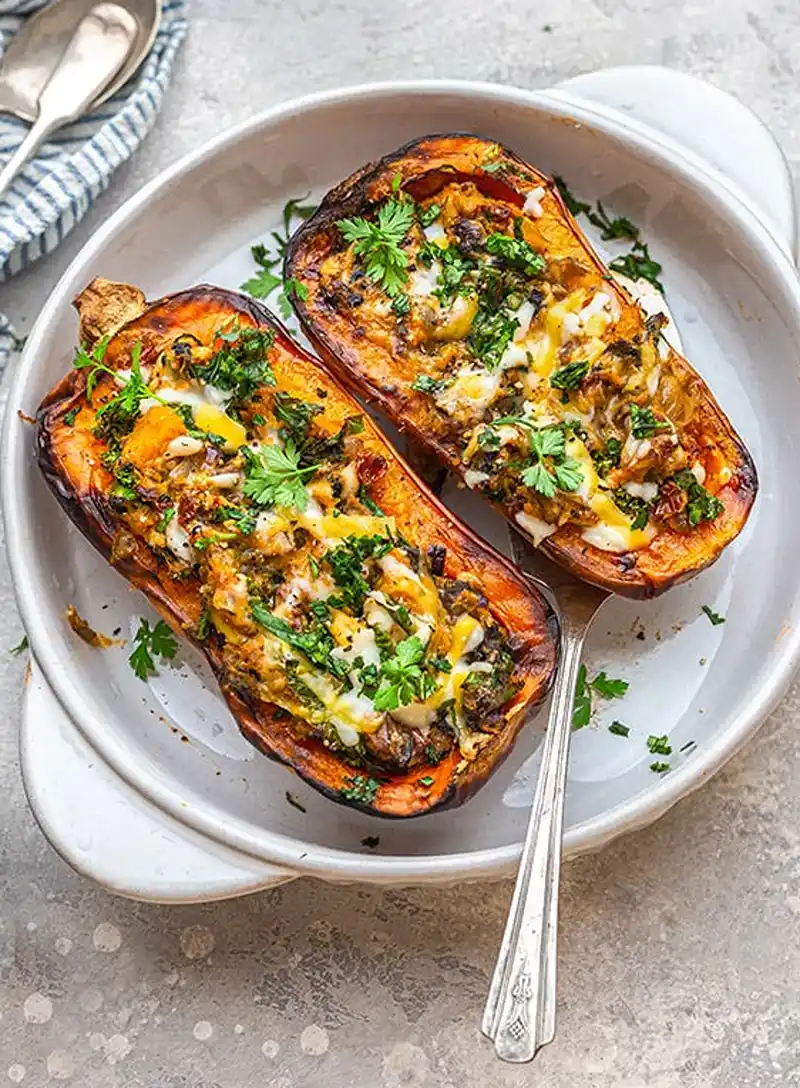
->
<box><xmin>0</xmin><ymin>0</ymin><xmax>159</xmax><ymax>123</ymax></box>
<box><xmin>0</xmin><ymin>2</ymin><xmax>137</xmax><ymax>201</ymax></box>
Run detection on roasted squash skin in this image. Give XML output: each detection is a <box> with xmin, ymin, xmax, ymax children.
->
<box><xmin>286</xmin><ymin>134</ymin><xmax>757</xmax><ymax>598</ymax></box>
<box><xmin>36</xmin><ymin>281</ymin><xmax>558</xmax><ymax>818</ymax></box>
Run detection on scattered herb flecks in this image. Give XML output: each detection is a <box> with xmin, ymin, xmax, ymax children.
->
<box><xmin>340</xmin><ymin>775</ymin><xmax>381</xmax><ymax>805</ymax></box>
<box><xmin>285</xmin><ymin>791</ymin><xmax>307</xmax><ymax>813</ymax></box>
<box><xmin>701</xmin><ymin>604</ymin><xmax>726</xmax><ymax>626</ymax></box>
<box><xmin>553</xmin><ymin>175</ymin><xmax>665</xmax><ymax>292</ymax></box>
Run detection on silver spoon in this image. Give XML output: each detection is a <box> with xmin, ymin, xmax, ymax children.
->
<box><xmin>481</xmin><ymin>537</ymin><xmax>608</xmax><ymax>1061</ymax></box>
<box><xmin>0</xmin><ymin>2</ymin><xmax>137</xmax><ymax>203</ymax></box>
<box><xmin>0</xmin><ymin>0</ymin><xmax>159</xmax><ymax>123</ymax></box>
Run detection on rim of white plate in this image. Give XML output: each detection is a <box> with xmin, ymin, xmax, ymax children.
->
<box><xmin>5</xmin><ymin>78</ymin><xmax>800</xmax><ymax>880</ymax></box>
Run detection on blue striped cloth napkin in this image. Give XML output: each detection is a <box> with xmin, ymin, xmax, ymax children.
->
<box><xmin>0</xmin><ymin>0</ymin><xmax>188</xmax><ymax>377</ymax></box>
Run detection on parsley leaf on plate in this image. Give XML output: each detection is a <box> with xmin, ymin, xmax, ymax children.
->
<box><xmin>572</xmin><ymin>663</ymin><xmax>591</xmax><ymax>728</ymax></box>
<box><xmin>129</xmin><ymin>618</ymin><xmax>177</xmax><ymax>681</ymax></box>
<box><xmin>591</xmin><ymin>671</ymin><xmax>629</xmax><ymax>699</ymax></box>
<box><xmin>701</xmin><ymin>604</ymin><xmax>726</xmax><ymax>626</ymax></box>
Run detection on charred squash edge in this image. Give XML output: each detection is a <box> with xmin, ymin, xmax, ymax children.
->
<box><xmin>285</xmin><ymin>132</ymin><xmax>758</xmax><ymax>599</ymax></box>
<box><xmin>36</xmin><ymin>283</ymin><xmax>558</xmax><ymax>819</ymax></box>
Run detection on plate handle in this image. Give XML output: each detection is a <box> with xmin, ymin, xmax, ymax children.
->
<box><xmin>547</xmin><ymin>64</ymin><xmax>797</xmax><ymax>263</ymax></box>
<box><xmin>20</xmin><ymin>660</ymin><xmax>295</xmax><ymax>903</ymax></box>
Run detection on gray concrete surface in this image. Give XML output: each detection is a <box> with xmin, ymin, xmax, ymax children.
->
<box><xmin>1</xmin><ymin>1</ymin><xmax>800</xmax><ymax>1084</ymax></box>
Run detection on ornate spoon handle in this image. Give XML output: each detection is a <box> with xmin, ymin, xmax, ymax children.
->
<box><xmin>482</xmin><ymin>602</ymin><xmax>599</xmax><ymax>1062</ymax></box>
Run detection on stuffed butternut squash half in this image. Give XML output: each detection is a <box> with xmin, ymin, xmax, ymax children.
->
<box><xmin>36</xmin><ymin>280</ymin><xmax>557</xmax><ymax>817</ymax></box>
<box><xmin>286</xmin><ymin>134</ymin><xmax>757</xmax><ymax>597</ymax></box>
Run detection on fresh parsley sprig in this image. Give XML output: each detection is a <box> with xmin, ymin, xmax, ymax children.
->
<box><xmin>240</xmin><ymin>194</ymin><xmax>317</xmax><ymax>318</ymax></box>
<box><xmin>372</xmin><ymin>635</ymin><xmax>437</xmax><ymax>712</ymax></box>
<box><xmin>336</xmin><ymin>197</ymin><xmax>416</xmax><ymax>298</ymax></box>
<box><xmin>242</xmin><ymin>441</ymin><xmax>319</xmax><ymax>511</ymax></box>
<box><xmin>129</xmin><ymin>618</ymin><xmax>178</xmax><ymax>681</ymax></box>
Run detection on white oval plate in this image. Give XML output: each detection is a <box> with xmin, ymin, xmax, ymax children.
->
<box><xmin>5</xmin><ymin>72</ymin><xmax>800</xmax><ymax>891</ymax></box>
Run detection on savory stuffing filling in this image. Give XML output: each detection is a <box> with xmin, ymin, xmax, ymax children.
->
<box><xmin>323</xmin><ymin>162</ymin><xmax>729</xmax><ymax>554</ymax></box>
<box><xmin>75</xmin><ymin>322</ymin><xmax>523</xmax><ymax>774</ymax></box>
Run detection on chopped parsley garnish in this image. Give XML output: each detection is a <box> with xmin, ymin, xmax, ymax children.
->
<box><xmin>411</xmin><ymin>374</ymin><xmax>449</xmax><ymax>395</ymax></box>
<box><xmin>337</xmin><ymin>197</ymin><xmax>415</xmax><ymax>297</ymax></box>
<box><xmin>240</xmin><ymin>245</ymin><xmax>282</xmax><ymax>299</ymax></box>
<box><xmin>214</xmin><ymin>505</ymin><xmax>257</xmax><ymax>535</ymax></box>
<box><xmin>553</xmin><ymin>176</ymin><xmax>591</xmax><ymax>218</ymax></box>
<box><xmin>609</xmin><ymin>242</ymin><xmax>664</xmax><ymax>294</ymax></box>
<box><xmin>485</xmin><ymin>227</ymin><xmax>546</xmax><ymax>278</ymax></box>
<box><xmin>591</xmin><ymin>438</ymin><xmax>622</xmax><ymax>478</ymax></box>
<box><xmin>278</xmin><ymin>277</ymin><xmax>309</xmax><ymax>320</ymax></box>
<box><xmin>242</xmin><ymin>441</ymin><xmax>318</xmax><ymax>511</ymax></box>
<box><xmin>553</xmin><ymin>176</ymin><xmax>664</xmax><ymax>291</ymax></box>
<box><xmin>196</xmin><ymin>607</ymin><xmax>211</xmax><ymax>641</ymax></box>
<box><xmin>608</xmin><ymin>721</ymin><xmax>630</xmax><ymax>737</ymax></box>
<box><xmin>325</xmin><ymin>533</ymin><xmax>393</xmax><ymax>613</ymax></box>
<box><xmin>431</xmin><ymin>245</ymin><xmax>473</xmax><ymax>304</ymax></box>
<box><xmin>391</xmin><ymin>293</ymin><xmax>411</xmax><ymax>317</ymax></box>
<box><xmin>196</xmin><ymin>325</ymin><xmax>276</xmax><ymax>411</ymax></box>
<box><xmin>241</xmin><ymin>195</ymin><xmax>317</xmax><ymax>316</ymax></box>
<box><xmin>157</xmin><ymin>506</ymin><xmax>176</xmax><ymax>533</ymax></box>
<box><xmin>273</xmin><ymin>392</ymin><xmax>322</xmax><ymax>446</ymax></box>
<box><xmin>572</xmin><ymin>664</ymin><xmax>591</xmax><ymax>728</ymax></box>
<box><xmin>612</xmin><ymin>487</ymin><xmax>652</xmax><ymax>531</ymax></box>
<box><xmin>428</xmin><ymin>656</ymin><xmax>452</xmax><ymax>673</ymax></box>
<box><xmin>357</xmin><ymin>485</ymin><xmax>384</xmax><ymax>517</ymax></box>
<box><xmin>468</xmin><ymin>306</ymin><xmax>518</xmax><ymax>370</ymax></box>
<box><xmin>591</xmin><ymin>671</ymin><xmax>629</xmax><ymax>699</ymax></box>
<box><xmin>128</xmin><ymin>618</ymin><xmax>178</xmax><ymax>681</ymax></box>
<box><xmin>629</xmin><ymin>403</ymin><xmax>670</xmax><ymax>439</ymax></box>
<box><xmin>550</xmin><ymin>360</ymin><xmax>589</xmax><ymax>393</ymax></box>
<box><xmin>250</xmin><ymin>602</ymin><xmax>348</xmax><ymax>681</ymax></box>
<box><xmin>340</xmin><ymin>775</ymin><xmax>380</xmax><ymax>804</ymax></box>
<box><xmin>673</xmin><ymin>470</ymin><xmax>724</xmax><ymax>527</ymax></box>
<box><xmin>418</xmin><ymin>775</ymin><xmax>434</xmax><ymax>787</ymax></box>
<box><xmin>88</xmin><ymin>342</ymin><xmax>155</xmax><ymax>448</ymax></box>
<box><xmin>9</xmin><ymin>635</ymin><xmax>28</xmax><ymax>656</ymax></box>
<box><xmin>63</xmin><ymin>407</ymin><xmax>80</xmax><ymax>427</ymax></box>
<box><xmin>650</xmin><ymin>761</ymin><xmax>671</xmax><ymax>775</ymax></box>
<box><xmin>372</xmin><ymin>636</ymin><xmax>437</xmax><ymax>711</ymax></box>
<box><xmin>647</xmin><ymin>734</ymin><xmax>672</xmax><ymax>756</ymax></box>
<box><xmin>701</xmin><ymin>604</ymin><xmax>726</xmax><ymax>626</ymax></box>
<box><xmin>418</xmin><ymin>202</ymin><xmax>441</xmax><ymax>227</ymax></box>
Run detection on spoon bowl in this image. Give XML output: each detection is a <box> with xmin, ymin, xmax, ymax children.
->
<box><xmin>0</xmin><ymin>0</ymin><xmax>159</xmax><ymax>122</ymax></box>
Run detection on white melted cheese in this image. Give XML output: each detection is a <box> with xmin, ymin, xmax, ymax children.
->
<box><xmin>409</xmin><ymin>262</ymin><xmax>442</xmax><ymax>298</ymax></box>
<box><xmin>515</xmin><ymin>510</ymin><xmax>557</xmax><ymax>547</ymax></box>
<box><xmin>523</xmin><ymin>186</ymin><xmax>546</xmax><ymax>217</ymax></box>
<box><xmin>165</xmin><ymin>517</ymin><xmax>193</xmax><ymax>561</ymax></box>
<box><xmin>435</xmin><ymin>366</ymin><xmax>502</xmax><ymax>419</ymax></box>
<box><xmin>423</xmin><ymin>221</ymin><xmax>448</xmax><ymax>244</ymax></box>
<box><xmin>624</xmin><ymin>480</ymin><xmax>659</xmax><ymax>501</ymax></box>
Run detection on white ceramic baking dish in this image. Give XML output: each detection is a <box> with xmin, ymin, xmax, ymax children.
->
<box><xmin>5</xmin><ymin>66</ymin><xmax>800</xmax><ymax>902</ymax></box>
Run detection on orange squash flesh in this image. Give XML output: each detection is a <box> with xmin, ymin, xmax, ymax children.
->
<box><xmin>36</xmin><ymin>282</ymin><xmax>558</xmax><ymax>818</ymax></box>
<box><xmin>286</xmin><ymin>134</ymin><xmax>757</xmax><ymax>598</ymax></box>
